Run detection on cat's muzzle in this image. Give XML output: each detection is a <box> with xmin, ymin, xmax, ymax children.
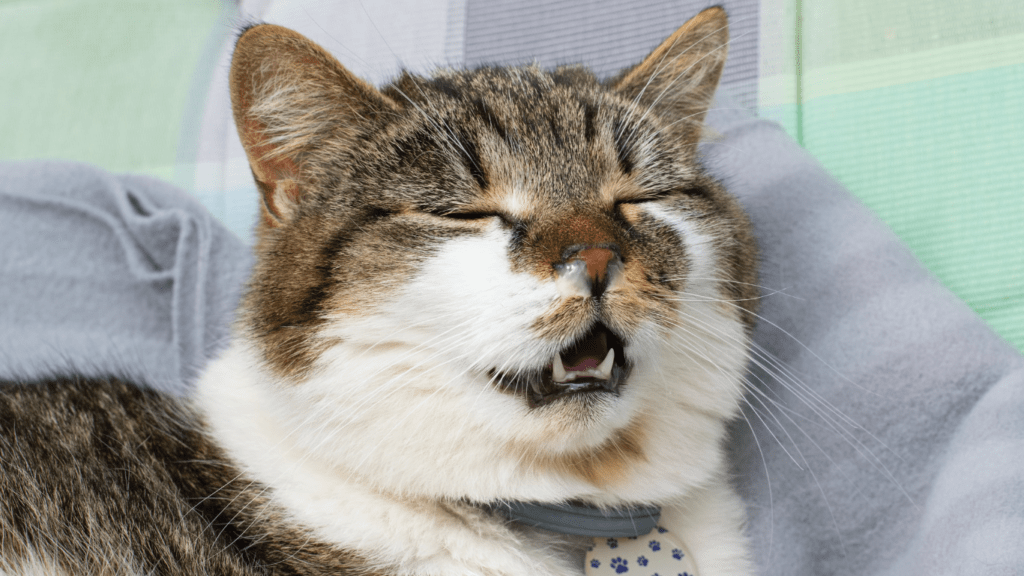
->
<box><xmin>494</xmin><ymin>322</ymin><xmax>629</xmax><ymax>408</ymax></box>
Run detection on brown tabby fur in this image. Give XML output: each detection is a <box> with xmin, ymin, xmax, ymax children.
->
<box><xmin>0</xmin><ymin>7</ymin><xmax>757</xmax><ymax>574</ymax></box>
<box><xmin>0</xmin><ymin>378</ymin><xmax>380</xmax><ymax>575</ymax></box>
<box><xmin>230</xmin><ymin>7</ymin><xmax>755</xmax><ymax>382</ymax></box>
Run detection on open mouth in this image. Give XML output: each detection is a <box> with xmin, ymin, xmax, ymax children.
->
<box><xmin>492</xmin><ymin>323</ymin><xmax>629</xmax><ymax>408</ymax></box>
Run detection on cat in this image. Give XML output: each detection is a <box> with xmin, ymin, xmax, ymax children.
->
<box><xmin>0</xmin><ymin>6</ymin><xmax>757</xmax><ymax>575</ymax></box>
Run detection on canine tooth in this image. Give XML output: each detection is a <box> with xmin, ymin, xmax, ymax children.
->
<box><xmin>531</xmin><ymin>379</ymin><xmax>543</xmax><ymax>395</ymax></box>
<box><xmin>553</xmin><ymin>352</ymin><xmax>568</xmax><ymax>382</ymax></box>
<box><xmin>597</xmin><ymin>348</ymin><xmax>615</xmax><ymax>380</ymax></box>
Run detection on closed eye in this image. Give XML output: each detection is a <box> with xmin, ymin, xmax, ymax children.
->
<box><xmin>614</xmin><ymin>195</ymin><xmax>664</xmax><ymax>208</ymax></box>
<box><xmin>442</xmin><ymin>211</ymin><xmax>499</xmax><ymax>220</ymax></box>
<box><xmin>615</xmin><ymin>187</ymin><xmax>700</xmax><ymax>208</ymax></box>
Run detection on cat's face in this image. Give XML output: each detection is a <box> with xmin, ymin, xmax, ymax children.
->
<box><xmin>229</xmin><ymin>8</ymin><xmax>757</xmax><ymax>505</ymax></box>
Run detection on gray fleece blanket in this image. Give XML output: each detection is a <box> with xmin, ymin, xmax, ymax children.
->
<box><xmin>3</xmin><ymin>107</ymin><xmax>1022</xmax><ymax>574</ymax></box>
<box><xmin>0</xmin><ymin>162</ymin><xmax>251</xmax><ymax>394</ymax></box>
<box><xmin>3</xmin><ymin>1</ymin><xmax>1024</xmax><ymax>574</ymax></box>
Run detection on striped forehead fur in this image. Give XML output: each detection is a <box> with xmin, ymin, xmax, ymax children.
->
<box><xmin>237</xmin><ymin>63</ymin><xmax>753</xmax><ymax>380</ymax></box>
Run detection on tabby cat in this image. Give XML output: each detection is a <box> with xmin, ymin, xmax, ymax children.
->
<box><xmin>0</xmin><ymin>7</ymin><xmax>757</xmax><ymax>575</ymax></box>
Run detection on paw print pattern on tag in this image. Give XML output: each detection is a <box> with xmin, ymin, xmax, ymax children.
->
<box><xmin>584</xmin><ymin>525</ymin><xmax>697</xmax><ymax>576</ymax></box>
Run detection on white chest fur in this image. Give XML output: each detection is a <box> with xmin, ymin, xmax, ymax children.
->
<box><xmin>197</xmin><ymin>293</ymin><xmax>753</xmax><ymax>576</ymax></box>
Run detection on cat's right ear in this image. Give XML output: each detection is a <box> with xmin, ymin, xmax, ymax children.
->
<box><xmin>612</xmin><ymin>7</ymin><xmax>729</xmax><ymax>145</ymax></box>
<box><xmin>230</xmin><ymin>25</ymin><xmax>397</xmax><ymax>226</ymax></box>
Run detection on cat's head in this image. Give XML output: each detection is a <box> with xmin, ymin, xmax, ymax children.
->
<box><xmin>229</xmin><ymin>7</ymin><xmax>757</xmax><ymax>506</ymax></box>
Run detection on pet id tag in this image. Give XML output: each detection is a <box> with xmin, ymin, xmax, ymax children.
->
<box><xmin>585</xmin><ymin>525</ymin><xmax>698</xmax><ymax>576</ymax></box>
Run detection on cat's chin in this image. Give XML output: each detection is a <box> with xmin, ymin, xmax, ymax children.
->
<box><xmin>488</xmin><ymin>321</ymin><xmax>632</xmax><ymax>408</ymax></box>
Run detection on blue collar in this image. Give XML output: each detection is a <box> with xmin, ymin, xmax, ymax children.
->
<box><xmin>494</xmin><ymin>501</ymin><xmax>661</xmax><ymax>537</ymax></box>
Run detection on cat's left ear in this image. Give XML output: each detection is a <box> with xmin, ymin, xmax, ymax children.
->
<box><xmin>230</xmin><ymin>24</ymin><xmax>398</xmax><ymax>226</ymax></box>
<box><xmin>612</xmin><ymin>6</ymin><xmax>729</xmax><ymax>143</ymax></box>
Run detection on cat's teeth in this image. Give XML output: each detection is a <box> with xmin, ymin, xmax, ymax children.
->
<box><xmin>550</xmin><ymin>349</ymin><xmax>615</xmax><ymax>386</ymax></box>
<box><xmin>596</xmin><ymin>348</ymin><xmax>615</xmax><ymax>380</ymax></box>
<box><xmin>552</xmin><ymin>352</ymin><xmax>568</xmax><ymax>383</ymax></box>
<box><xmin>531</xmin><ymin>379</ymin><xmax>543</xmax><ymax>395</ymax></box>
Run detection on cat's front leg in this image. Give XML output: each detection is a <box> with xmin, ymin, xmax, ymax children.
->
<box><xmin>659</xmin><ymin>482</ymin><xmax>755</xmax><ymax>576</ymax></box>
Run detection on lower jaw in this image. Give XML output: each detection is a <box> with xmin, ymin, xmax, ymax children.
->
<box><xmin>526</xmin><ymin>365</ymin><xmax>629</xmax><ymax>408</ymax></box>
<box><xmin>527</xmin><ymin>386</ymin><xmax>619</xmax><ymax>409</ymax></box>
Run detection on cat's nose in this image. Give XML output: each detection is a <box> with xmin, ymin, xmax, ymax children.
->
<box><xmin>554</xmin><ymin>244</ymin><xmax>622</xmax><ymax>298</ymax></box>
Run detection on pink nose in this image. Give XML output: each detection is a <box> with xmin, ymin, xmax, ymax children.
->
<box><xmin>556</xmin><ymin>244</ymin><xmax>621</xmax><ymax>298</ymax></box>
<box><xmin>575</xmin><ymin>246</ymin><xmax>616</xmax><ymax>285</ymax></box>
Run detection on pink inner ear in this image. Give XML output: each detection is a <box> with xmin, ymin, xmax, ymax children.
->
<box><xmin>244</xmin><ymin>119</ymin><xmax>299</xmax><ymax>181</ymax></box>
<box><xmin>242</xmin><ymin>117</ymin><xmax>303</xmax><ymax>224</ymax></box>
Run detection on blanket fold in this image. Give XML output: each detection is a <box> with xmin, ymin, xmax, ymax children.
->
<box><xmin>0</xmin><ymin>161</ymin><xmax>252</xmax><ymax>394</ymax></box>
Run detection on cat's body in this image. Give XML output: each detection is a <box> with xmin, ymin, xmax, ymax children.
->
<box><xmin>0</xmin><ymin>8</ymin><xmax>758</xmax><ymax>575</ymax></box>
<box><xmin>0</xmin><ymin>378</ymin><xmax>368</xmax><ymax>576</ymax></box>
